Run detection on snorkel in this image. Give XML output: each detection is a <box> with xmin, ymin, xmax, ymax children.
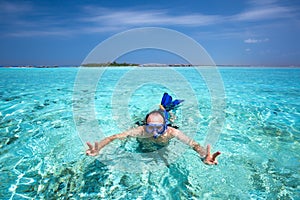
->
<box><xmin>152</xmin><ymin>124</ymin><xmax>166</xmax><ymax>139</ymax></box>
<box><xmin>153</xmin><ymin>133</ymin><xmax>159</xmax><ymax>139</ymax></box>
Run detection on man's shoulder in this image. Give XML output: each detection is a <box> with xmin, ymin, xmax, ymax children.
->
<box><xmin>168</xmin><ymin>126</ymin><xmax>181</xmax><ymax>135</ymax></box>
<box><xmin>126</xmin><ymin>126</ymin><xmax>145</xmax><ymax>135</ymax></box>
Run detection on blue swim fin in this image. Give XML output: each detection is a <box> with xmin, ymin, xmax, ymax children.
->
<box><xmin>160</xmin><ymin>92</ymin><xmax>184</xmax><ymax>111</ymax></box>
<box><xmin>172</xmin><ymin>99</ymin><xmax>184</xmax><ymax>107</ymax></box>
<box><xmin>161</xmin><ymin>93</ymin><xmax>172</xmax><ymax>108</ymax></box>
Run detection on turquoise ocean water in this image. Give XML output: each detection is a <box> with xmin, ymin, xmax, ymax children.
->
<box><xmin>0</xmin><ymin>67</ymin><xmax>299</xmax><ymax>199</ymax></box>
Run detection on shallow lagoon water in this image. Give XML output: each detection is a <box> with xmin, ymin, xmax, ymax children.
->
<box><xmin>0</xmin><ymin>67</ymin><xmax>299</xmax><ymax>199</ymax></box>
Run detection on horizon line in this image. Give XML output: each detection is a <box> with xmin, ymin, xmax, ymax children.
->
<box><xmin>1</xmin><ymin>64</ymin><xmax>300</xmax><ymax>68</ymax></box>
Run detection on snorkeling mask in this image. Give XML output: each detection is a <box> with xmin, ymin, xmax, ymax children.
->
<box><xmin>145</xmin><ymin>123</ymin><xmax>167</xmax><ymax>138</ymax></box>
<box><xmin>145</xmin><ymin>108</ymin><xmax>169</xmax><ymax>139</ymax></box>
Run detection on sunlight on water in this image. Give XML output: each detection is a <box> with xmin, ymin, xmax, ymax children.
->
<box><xmin>0</xmin><ymin>67</ymin><xmax>299</xmax><ymax>199</ymax></box>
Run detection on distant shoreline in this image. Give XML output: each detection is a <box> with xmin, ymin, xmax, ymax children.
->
<box><xmin>1</xmin><ymin>64</ymin><xmax>300</xmax><ymax>68</ymax></box>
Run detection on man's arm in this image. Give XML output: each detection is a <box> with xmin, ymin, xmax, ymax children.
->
<box><xmin>170</xmin><ymin>128</ymin><xmax>221</xmax><ymax>165</ymax></box>
<box><xmin>170</xmin><ymin>128</ymin><xmax>206</xmax><ymax>156</ymax></box>
<box><xmin>86</xmin><ymin>126</ymin><xmax>144</xmax><ymax>156</ymax></box>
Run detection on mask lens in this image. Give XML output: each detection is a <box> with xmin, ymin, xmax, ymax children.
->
<box><xmin>145</xmin><ymin>125</ymin><xmax>154</xmax><ymax>133</ymax></box>
<box><xmin>146</xmin><ymin>123</ymin><xmax>165</xmax><ymax>134</ymax></box>
<box><xmin>156</xmin><ymin>125</ymin><xmax>164</xmax><ymax>133</ymax></box>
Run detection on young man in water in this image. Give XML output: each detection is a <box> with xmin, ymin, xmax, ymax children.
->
<box><xmin>86</xmin><ymin>109</ymin><xmax>221</xmax><ymax>165</ymax></box>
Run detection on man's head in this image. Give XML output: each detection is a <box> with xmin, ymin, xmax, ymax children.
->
<box><xmin>145</xmin><ymin>110</ymin><xmax>167</xmax><ymax>138</ymax></box>
<box><xmin>145</xmin><ymin>110</ymin><xmax>166</xmax><ymax>124</ymax></box>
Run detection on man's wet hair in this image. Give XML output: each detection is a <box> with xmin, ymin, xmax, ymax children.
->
<box><xmin>145</xmin><ymin>110</ymin><xmax>166</xmax><ymax>124</ymax></box>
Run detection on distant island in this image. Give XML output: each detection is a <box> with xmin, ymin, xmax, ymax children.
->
<box><xmin>82</xmin><ymin>61</ymin><xmax>193</xmax><ymax>67</ymax></box>
<box><xmin>2</xmin><ymin>65</ymin><xmax>60</xmax><ymax>68</ymax></box>
<box><xmin>82</xmin><ymin>61</ymin><xmax>139</xmax><ymax>67</ymax></box>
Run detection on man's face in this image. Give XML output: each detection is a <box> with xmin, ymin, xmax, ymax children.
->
<box><xmin>145</xmin><ymin>114</ymin><xmax>166</xmax><ymax>138</ymax></box>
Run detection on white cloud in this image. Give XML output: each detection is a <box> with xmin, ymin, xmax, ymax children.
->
<box><xmin>0</xmin><ymin>1</ymin><xmax>33</xmax><ymax>14</ymax></box>
<box><xmin>80</xmin><ymin>7</ymin><xmax>221</xmax><ymax>27</ymax></box>
<box><xmin>7</xmin><ymin>29</ymin><xmax>75</xmax><ymax>37</ymax></box>
<box><xmin>79</xmin><ymin>3</ymin><xmax>298</xmax><ymax>36</ymax></box>
<box><xmin>232</xmin><ymin>0</ymin><xmax>296</xmax><ymax>22</ymax></box>
<box><xmin>2</xmin><ymin>1</ymin><xmax>298</xmax><ymax>38</ymax></box>
<box><xmin>244</xmin><ymin>38</ymin><xmax>269</xmax><ymax>43</ymax></box>
<box><xmin>234</xmin><ymin>6</ymin><xmax>292</xmax><ymax>21</ymax></box>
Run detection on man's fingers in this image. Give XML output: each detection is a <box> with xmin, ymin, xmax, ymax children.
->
<box><xmin>206</xmin><ymin>144</ymin><xmax>211</xmax><ymax>156</ymax></box>
<box><xmin>87</xmin><ymin>142</ymin><xmax>93</xmax><ymax>149</ymax></box>
<box><xmin>212</xmin><ymin>151</ymin><xmax>221</xmax><ymax>160</ymax></box>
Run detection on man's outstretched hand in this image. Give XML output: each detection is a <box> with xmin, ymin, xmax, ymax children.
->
<box><xmin>86</xmin><ymin>142</ymin><xmax>100</xmax><ymax>156</ymax></box>
<box><xmin>203</xmin><ymin>144</ymin><xmax>221</xmax><ymax>165</ymax></box>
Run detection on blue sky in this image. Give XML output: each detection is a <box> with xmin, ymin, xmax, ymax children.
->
<box><xmin>1</xmin><ymin>0</ymin><xmax>300</xmax><ymax>66</ymax></box>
